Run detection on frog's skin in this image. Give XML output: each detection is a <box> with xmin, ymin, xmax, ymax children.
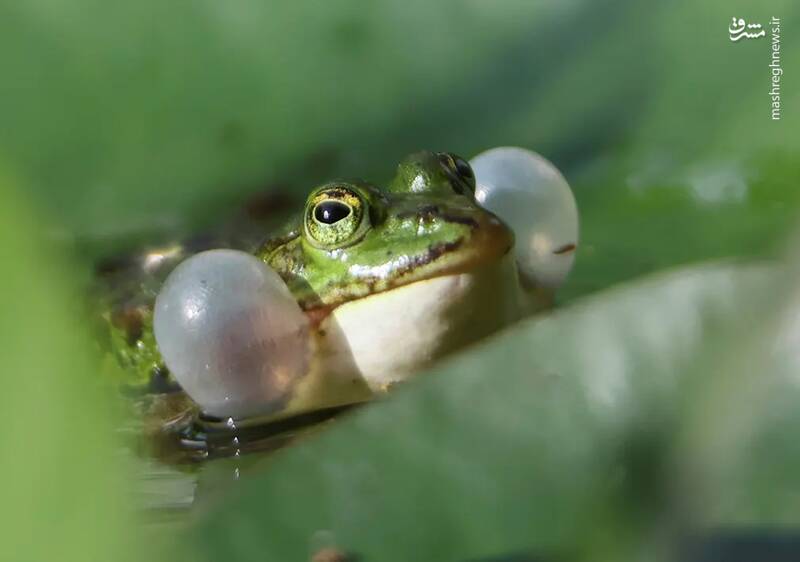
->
<box><xmin>100</xmin><ymin>151</ymin><xmax>549</xmax><ymax>423</ymax></box>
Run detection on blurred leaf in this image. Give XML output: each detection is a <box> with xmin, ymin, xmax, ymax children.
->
<box><xmin>189</xmin><ymin>261</ymin><xmax>778</xmax><ymax>561</ymax></box>
<box><xmin>671</xmin><ymin>247</ymin><xmax>800</xmax><ymax>529</ymax></box>
<box><xmin>0</xmin><ymin>178</ymin><xmax>152</xmax><ymax>562</ymax></box>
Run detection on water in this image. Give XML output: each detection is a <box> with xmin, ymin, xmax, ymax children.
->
<box><xmin>137</xmin><ymin>403</ymin><xmax>361</xmax><ymax>514</ymax></box>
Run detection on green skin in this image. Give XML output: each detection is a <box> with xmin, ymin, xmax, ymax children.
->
<box><xmin>257</xmin><ymin>151</ymin><xmax>513</xmax><ymax>314</ymax></box>
<box><xmin>103</xmin><ymin>151</ymin><xmax>515</xmax><ymax>396</ymax></box>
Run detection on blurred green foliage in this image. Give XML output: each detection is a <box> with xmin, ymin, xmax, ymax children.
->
<box><xmin>2</xmin><ymin>0</ymin><xmax>798</xmax><ymax>289</ymax></box>
<box><xmin>193</xmin><ymin>262</ymin><xmax>800</xmax><ymax>562</ymax></box>
<box><xmin>0</xmin><ymin>0</ymin><xmax>798</xmax><ymax>560</ymax></box>
<box><xmin>0</xmin><ymin>179</ymin><xmax>146</xmax><ymax>562</ymax></box>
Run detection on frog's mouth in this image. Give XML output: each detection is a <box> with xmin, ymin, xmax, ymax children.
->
<box><xmin>303</xmin><ymin>212</ymin><xmax>514</xmax><ymax>326</ymax></box>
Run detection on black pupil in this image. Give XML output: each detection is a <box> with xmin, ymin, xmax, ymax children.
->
<box><xmin>314</xmin><ymin>200</ymin><xmax>351</xmax><ymax>224</ymax></box>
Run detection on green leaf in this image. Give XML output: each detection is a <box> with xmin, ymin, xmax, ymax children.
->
<box><xmin>0</xmin><ymin>178</ymin><xmax>156</xmax><ymax>562</ymax></box>
<box><xmin>189</xmin><ymin>261</ymin><xmax>780</xmax><ymax>561</ymax></box>
<box><xmin>670</xmin><ymin>249</ymin><xmax>800</xmax><ymax>529</ymax></box>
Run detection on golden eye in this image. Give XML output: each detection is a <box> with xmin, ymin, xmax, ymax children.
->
<box><xmin>438</xmin><ymin>152</ymin><xmax>476</xmax><ymax>194</ymax></box>
<box><xmin>304</xmin><ymin>185</ymin><xmax>368</xmax><ymax>249</ymax></box>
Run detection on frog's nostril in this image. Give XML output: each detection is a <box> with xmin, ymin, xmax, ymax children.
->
<box><xmin>396</xmin><ymin>205</ymin><xmax>441</xmax><ymax>221</ymax></box>
<box><xmin>417</xmin><ymin>204</ymin><xmax>440</xmax><ymax>218</ymax></box>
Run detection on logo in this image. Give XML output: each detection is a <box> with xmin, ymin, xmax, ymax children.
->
<box><xmin>728</xmin><ymin>17</ymin><xmax>765</xmax><ymax>41</ymax></box>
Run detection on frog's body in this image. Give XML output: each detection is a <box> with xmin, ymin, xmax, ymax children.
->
<box><xmin>100</xmin><ymin>151</ymin><xmax>550</xmax><ymax>423</ymax></box>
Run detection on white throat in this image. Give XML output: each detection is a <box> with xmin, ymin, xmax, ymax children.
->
<box><xmin>285</xmin><ymin>253</ymin><xmax>530</xmax><ymax>414</ymax></box>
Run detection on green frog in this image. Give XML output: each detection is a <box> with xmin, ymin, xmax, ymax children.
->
<box><xmin>99</xmin><ymin>151</ymin><xmax>552</xmax><ymax>432</ymax></box>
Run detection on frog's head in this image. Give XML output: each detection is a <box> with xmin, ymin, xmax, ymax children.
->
<box><xmin>259</xmin><ymin>151</ymin><xmax>514</xmax><ymax>312</ymax></box>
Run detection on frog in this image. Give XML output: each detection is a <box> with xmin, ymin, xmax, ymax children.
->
<box><xmin>98</xmin><ymin>151</ymin><xmax>552</xmax><ymax>435</ymax></box>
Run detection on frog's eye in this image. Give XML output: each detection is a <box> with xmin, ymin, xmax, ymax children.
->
<box><xmin>438</xmin><ymin>152</ymin><xmax>476</xmax><ymax>194</ymax></box>
<box><xmin>305</xmin><ymin>186</ymin><xmax>369</xmax><ymax>249</ymax></box>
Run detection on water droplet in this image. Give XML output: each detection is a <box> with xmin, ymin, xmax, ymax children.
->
<box><xmin>226</xmin><ymin>417</ymin><xmax>241</xmax><ymax>480</ymax></box>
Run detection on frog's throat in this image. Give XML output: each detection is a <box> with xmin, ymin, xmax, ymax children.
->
<box><xmin>302</xmin><ymin>219</ymin><xmax>514</xmax><ymax>325</ymax></box>
<box><xmin>283</xmin><ymin>254</ymin><xmax>526</xmax><ymax>415</ymax></box>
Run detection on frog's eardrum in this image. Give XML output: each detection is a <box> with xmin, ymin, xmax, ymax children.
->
<box><xmin>153</xmin><ymin>249</ymin><xmax>309</xmax><ymax>419</ymax></box>
<box><xmin>471</xmin><ymin>147</ymin><xmax>579</xmax><ymax>289</ymax></box>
